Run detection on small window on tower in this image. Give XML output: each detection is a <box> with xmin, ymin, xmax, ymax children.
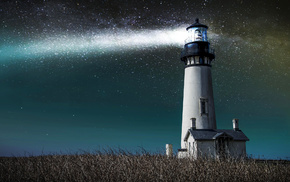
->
<box><xmin>187</xmin><ymin>57</ymin><xmax>194</xmax><ymax>65</ymax></box>
<box><xmin>195</xmin><ymin>56</ymin><xmax>200</xmax><ymax>64</ymax></box>
<box><xmin>199</xmin><ymin>57</ymin><xmax>204</xmax><ymax>64</ymax></box>
<box><xmin>195</xmin><ymin>29</ymin><xmax>202</xmax><ymax>41</ymax></box>
<box><xmin>204</xmin><ymin>57</ymin><xmax>208</xmax><ymax>64</ymax></box>
<box><xmin>200</xmin><ymin>98</ymin><xmax>208</xmax><ymax>115</ymax></box>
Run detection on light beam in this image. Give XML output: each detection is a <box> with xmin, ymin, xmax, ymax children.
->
<box><xmin>0</xmin><ymin>27</ymin><xmax>189</xmax><ymax>62</ymax></box>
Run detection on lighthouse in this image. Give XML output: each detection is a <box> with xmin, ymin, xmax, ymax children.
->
<box><xmin>177</xmin><ymin>19</ymin><xmax>249</xmax><ymax>159</ymax></box>
<box><xmin>180</xmin><ymin>18</ymin><xmax>216</xmax><ymax>148</ymax></box>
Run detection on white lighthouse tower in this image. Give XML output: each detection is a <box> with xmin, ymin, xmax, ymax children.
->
<box><xmin>178</xmin><ymin>19</ymin><xmax>249</xmax><ymax>159</ymax></box>
<box><xmin>180</xmin><ymin>19</ymin><xmax>216</xmax><ymax>148</ymax></box>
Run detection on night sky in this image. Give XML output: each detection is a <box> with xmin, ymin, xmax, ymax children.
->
<box><xmin>0</xmin><ymin>0</ymin><xmax>289</xmax><ymax>159</ymax></box>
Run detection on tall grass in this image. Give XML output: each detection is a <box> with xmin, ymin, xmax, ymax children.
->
<box><xmin>0</xmin><ymin>149</ymin><xmax>289</xmax><ymax>181</ymax></box>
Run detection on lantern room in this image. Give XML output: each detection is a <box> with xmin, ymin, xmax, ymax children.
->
<box><xmin>180</xmin><ymin>18</ymin><xmax>215</xmax><ymax>64</ymax></box>
<box><xmin>185</xmin><ymin>18</ymin><xmax>208</xmax><ymax>44</ymax></box>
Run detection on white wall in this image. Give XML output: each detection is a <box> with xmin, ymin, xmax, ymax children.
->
<box><xmin>177</xmin><ymin>151</ymin><xmax>189</xmax><ymax>158</ymax></box>
<box><xmin>187</xmin><ymin>137</ymin><xmax>197</xmax><ymax>159</ymax></box>
<box><xmin>186</xmin><ymin>138</ymin><xmax>216</xmax><ymax>159</ymax></box>
<box><xmin>228</xmin><ymin>141</ymin><xmax>247</xmax><ymax>158</ymax></box>
<box><xmin>179</xmin><ymin>138</ymin><xmax>247</xmax><ymax>159</ymax></box>
<box><xmin>181</xmin><ymin>65</ymin><xmax>216</xmax><ymax>148</ymax></box>
<box><xmin>196</xmin><ymin>140</ymin><xmax>216</xmax><ymax>159</ymax></box>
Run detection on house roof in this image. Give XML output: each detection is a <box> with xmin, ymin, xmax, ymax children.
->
<box><xmin>184</xmin><ymin>129</ymin><xmax>249</xmax><ymax>142</ymax></box>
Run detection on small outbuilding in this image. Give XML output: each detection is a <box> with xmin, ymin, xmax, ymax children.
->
<box><xmin>178</xmin><ymin>119</ymin><xmax>249</xmax><ymax>159</ymax></box>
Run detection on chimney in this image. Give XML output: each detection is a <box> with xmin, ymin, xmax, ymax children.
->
<box><xmin>191</xmin><ymin>118</ymin><xmax>196</xmax><ymax>130</ymax></box>
<box><xmin>166</xmin><ymin>144</ymin><xmax>173</xmax><ymax>157</ymax></box>
<box><xmin>232</xmin><ymin>118</ymin><xmax>239</xmax><ymax>131</ymax></box>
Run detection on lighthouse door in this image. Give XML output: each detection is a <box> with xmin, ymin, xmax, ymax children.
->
<box><xmin>216</xmin><ymin>135</ymin><xmax>230</xmax><ymax>158</ymax></box>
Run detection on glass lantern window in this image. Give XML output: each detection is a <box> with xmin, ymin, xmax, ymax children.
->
<box><xmin>185</xmin><ymin>27</ymin><xmax>208</xmax><ymax>43</ymax></box>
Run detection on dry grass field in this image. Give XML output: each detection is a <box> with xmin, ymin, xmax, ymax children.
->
<box><xmin>0</xmin><ymin>150</ymin><xmax>289</xmax><ymax>181</ymax></box>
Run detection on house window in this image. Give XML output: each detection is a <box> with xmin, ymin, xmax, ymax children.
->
<box><xmin>200</xmin><ymin>98</ymin><xmax>208</xmax><ymax>115</ymax></box>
